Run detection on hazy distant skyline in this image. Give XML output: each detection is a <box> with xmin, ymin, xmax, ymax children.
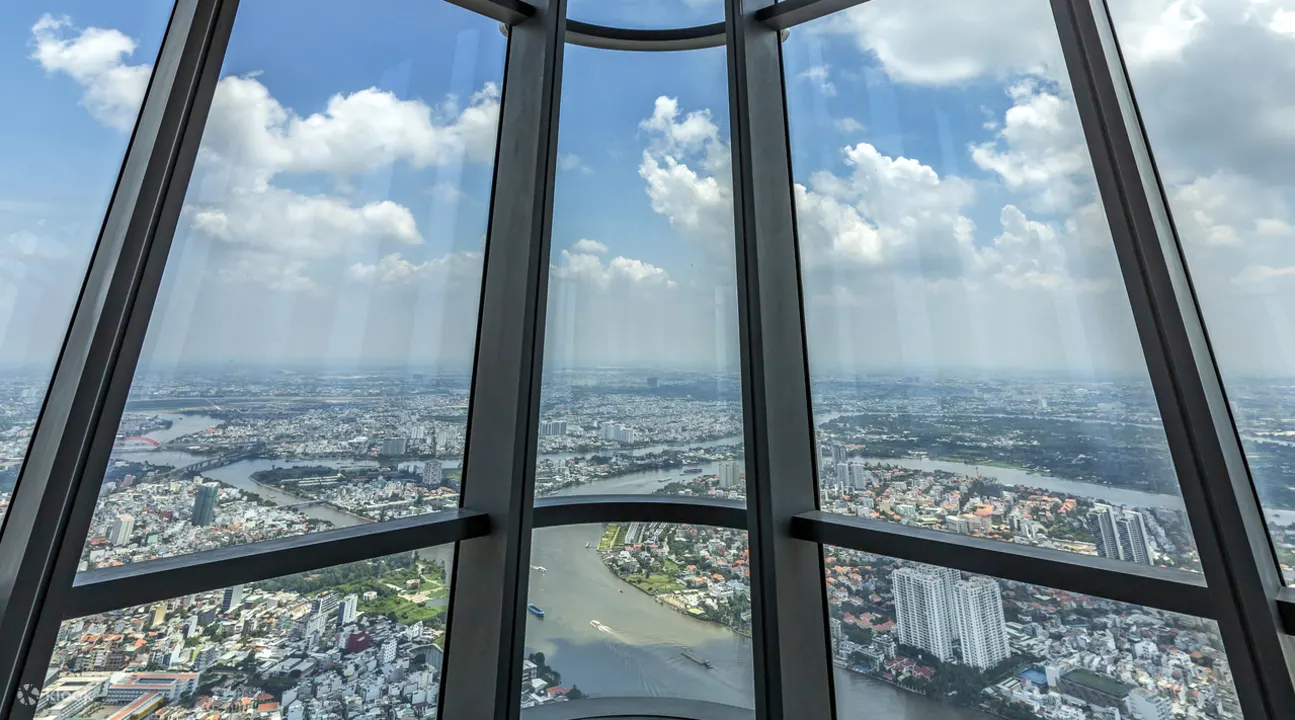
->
<box><xmin>4</xmin><ymin>0</ymin><xmax>1295</xmax><ymax>385</ymax></box>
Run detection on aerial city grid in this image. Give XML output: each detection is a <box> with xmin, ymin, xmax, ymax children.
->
<box><xmin>0</xmin><ymin>369</ymin><xmax>1276</xmax><ymax>719</ymax></box>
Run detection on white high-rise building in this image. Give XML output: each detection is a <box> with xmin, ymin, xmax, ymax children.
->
<box><xmin>933</xmin><ymin>565</ymin><xmax>961</xmax><ymax>640</ymax></box>
<box><xmin>109</xmin><ymin>514</ymin><xmax>134</xmax><ymax>546</ymax></box>
<box><xmin>601</xmin><ymin>421</ymin><xmax>617</xmax><ymax>441</ymax></box>
<box><xmin>1117</xmin><ymin>512</ymin><xmax>1152</xmax><ymax>565</ymax></box>
<box><xmin>893</xmin><ymin>567</ymin><xmax>955</xmax><ymax>661</ymax></box>
<box><xmin>221</xmin><ymin>584</ymin><xmax>244</xmax><ymax>613</ymax></box>
<box><xmin>339</xmin><ymin>594</ymin><xmax>359</xmax><ymax>624</ymax></box>
<box><xmin>1092</xmin><ymin>504</ymin><xmax>1154</xmax><ymax>566</ymax></box>
<box><xmin>718</xmin><ymin>461</ymin><xmax>741</xmax><ymax>489</ymax></box>
<box><xmin>421</xmin><ymin>459</ymin><xmax>444</xmax><ymax>488</ymax></box>
<box><xmin>540</xmin><ymin>420</ymin><xmax>568</xmax><ymax>437</ymax></box>
<box><xmin>838</xmin><ymin>462</ymin><xmax>873</xmax><ymax>491</ymax></box>
<box><xmin>1093</xmin><ymin>504</ymin><xmax>1121</xmax><ymax>560</ymax></box>
<box><xmin>954</xmin><ymin>578</ymin><xmax>1010</xmax><ymax>670</ymax></box>
<box><xmin>381</xmin><ymin>638</ymin><xmax>397</xmax><ymax>665</ymax></box>
<box><xmin>613</xmin><ymin>425</ymin><xmax>636</xmax><ymax>444</ymax></box>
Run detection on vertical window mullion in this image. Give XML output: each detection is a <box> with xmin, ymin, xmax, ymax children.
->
<box><xmin>436</xmin><ymin>2</ymin><xmax>565</xmax><ymax>718</ymax></box>
<box><xmin>1050</xmin><ymin>0</ymin><xmax>1295</xmax><ymax>716</ymax></box>
<box><xmin>726</xmin><ymin>1</ymin><xmax>835</xmax><ymax>717</ymax></box>
<box><xmin>0</xmin><ymin>0</ymin><xmax>240</xmax><ymax>714</ymax></box>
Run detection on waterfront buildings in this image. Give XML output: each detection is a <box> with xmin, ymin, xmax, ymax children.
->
<box><xmin>718</xmin><ymin>461</ymin><xmax>741</xmax><ymax>490</ymax></box>
<box><xmin>893</xmin><ymin>567</ymin><xmax>955</xmax><ymax>662</ymax></box>
<box><xmin>1092</xmin><ymin>504</ymin><xmax>1154</xmax><ymax>566</ymax></box>
<box><xmin>953</xmin><ymin>577</ymin><xmax>1010</xmax><ymax>671</ymax></box>
<box><xmin>422</xmin><ymin>459</ymin><xmax>444</xmax><ymax>488</ymax></box>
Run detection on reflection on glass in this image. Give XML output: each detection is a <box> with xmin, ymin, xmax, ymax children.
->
<box><xmin>42</xmin><ymin>546</ymin><xmax>454</xmax><ymax>717</ymax></box>
<box><xmin>781</xmin><ymin>0</ymin><xmax>1199</xmax><ymax>572</ymax></box>
<box><xmin>76</xmin><ymin>0</ymin><xmax>503</xmax><ymax>572</ymax></box>
<box><xmin>825</xmin><ymin>547</ymin><xmax>1241</xmax><ymax>719</ymax></box>
<box><xmin>535</xmin><ymin>43</ymin><xmax>744</xmax><ymax>501</ymax></box>
<box><xmin>1107</xmin><ymin>0</ymin><xmax>1295</xmax><ymax>583</ymax></box>
<box><xmin>565</xmin><ymin>0</ymin><xmax>722</xmax><ymax>30</ymax></box>
<box><xmin>522</xmin><ymin>524</ymin><xmax>753</xmax><ymax>710</ymax></box>
<box><xmin>0</xmin><ymin>5</ymin><xmax>170</xmax><ymax>528</ymax></box>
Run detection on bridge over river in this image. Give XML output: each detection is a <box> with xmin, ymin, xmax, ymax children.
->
<box><xmin>165</xmin><ymin>443</ymin><xmax>265</xmax><ymax>478</ymax></box>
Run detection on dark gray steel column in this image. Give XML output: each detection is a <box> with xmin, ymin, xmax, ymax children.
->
<box><xmin>0</xmin><ymin>0</ymin><xmax>239</xmax><ymax>714</ymax></box>
<box><xmin>1052</xmin><ymin>0</ymin><xmax>1295</xmax><ymax>717</ymax></box>
<box><xmin>437</xmin><ymin>1</ymin><xmax>565</xmax><ymax>718</ymax></box>
<box><xmin>725</xmin><ymin>0</ymin><xmax>835</xmax><ymax>717</ymax></box>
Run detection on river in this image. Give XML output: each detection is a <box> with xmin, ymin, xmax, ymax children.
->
<box><xmin>111</xmin><ymin>412</ymin><xmax>1253</xmax><ymax>717</ymax></box>
<box><xmin>526</xmin><ymin>472</ymin><xmax>993</xmax><ymax>717</ymax></box>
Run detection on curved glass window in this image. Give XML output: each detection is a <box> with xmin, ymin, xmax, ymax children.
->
<box><xmin>567</xmin><ymin>0</ymin><xmax>723</xmax><ymax>30</ymax></box>
<box><xmin>7</xmin><ymin>0</ymin><xmax>1295</xmax><ymax>715</ymax></box>
<box><xmin>824</xmin><ymin>547</ymin><xmax>1240</xmax><ymax>719</ymax></box>
<box><xmin>0</xmin><ymin>2</ymin><xmax>170</xmax><ymax>529</ymax></box>
<box><xmin>782</xmin><ymin>0</ymin><xmax>1201</xmax><ymax>573</ymax></box>
<box><xmin>73</xmin><ymin>0</ymin><xmax>503</xmax><ymax>573</ymax></box>
<box><xmin>43</xmin><ymin>546</ymin><xmax>456</xmax><ymax>715</ymax></box>
<box><xmin>522</xmin><ymin>523</ymin><xmax>753</xmax><ymax>710</ymax></box>
<box><xmin>1108</xmin><ymin>0</ymin><xmax>1295</xmax><ymax>585</ymax></box>
<box><xmin>534</xmin><ymin>41</ymin><xmax>745</xmax><ymax>502</ymax></box>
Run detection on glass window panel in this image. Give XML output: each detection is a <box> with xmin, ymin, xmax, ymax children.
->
<box><xmin>781</xmin><ymin>0</ymin><xmax>1201</xmax><ymax>572</ymax></box>
<box><xmin>522</xmin><ymin>524</ymin><xmax>753</xmax><ymax>710</ymax></box>
<box><xmin>824</xmin><ymin>546</ymin><xmax>1241</xmax><ymax>719</ymax></box>
<box><xmin>0</xmin><ymin>2</ymin><xmax>170</xmax><ymax>528</ymax></box>
<box><xmin>77</xmin><ymin>0</ymin><xmax>503</xmax><ymax>572</ymax></box>
<box><xmin>42</xmin><ymin>545</ymin><xmax>454</xmax><ymax>716</ymax></box>
<box><xmin>1107</xmin><ymin>0</ymin><xmax>1295</xmax><ymax>583</ymax></box>
<box><xmin>534</xmin><ymin>43</ymin><xmax>745</xmax><ymax>502</ymax></box>
<box><xmin>566</xmin><ymin>0</ymin><xmax>723</xmax><ymax>30</ymax></box>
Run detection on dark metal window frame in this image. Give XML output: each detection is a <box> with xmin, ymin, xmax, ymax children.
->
<box><xmin>2</xmin><ymin>0</ymin><xmax>1294</xmax><ymax>717</ymax></box>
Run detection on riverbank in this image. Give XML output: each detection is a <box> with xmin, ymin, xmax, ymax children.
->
<box><xmin>212</xmin><ymin>466</ymin><xmax>373</xmax><ymax>527</ymax></box>
<box><xmin>595</xmin><ymin>523</ymin><xmax>751</xmax><ymax>638</ymax></box>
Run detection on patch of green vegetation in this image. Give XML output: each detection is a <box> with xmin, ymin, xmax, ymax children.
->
<box><xmin>625</xmin><ymin>572</ymin><xmax>686</xmax><ymax>595</ymax></box>
<box><xmin>598</xmin><ymin>524</ymin><xmax>624</xmax><ymax>552</ymax></box>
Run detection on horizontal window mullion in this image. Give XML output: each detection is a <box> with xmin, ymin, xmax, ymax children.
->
<box><xmin>521</xmin><ymin>696</ymin><xmax>753</xmax><ymax>720</ymax></box>
<box><xmin>533</xmin><ymin>495</ymin><xmax>747</xmax><ymax>530</ymax></box>
<box><xmin>755</xmin><ymin>0</ymin><xmax>873</xmax><ymax>31</ymax></box>
<box><xmin>444</xmin><ymin>0</ymin><xmax>535</xmax><ymax>25</ymax></box>
<box><xmin>64</xmin><ymin>508</ymin><xmax>489</xmax><ymax>619</ymax></box>
<box><xmin>564</xmin><ymin>20</ymin><xmax>725</xmax><ymax>51</ymax></box>
<box><xmin>793</xmin><ymin>510</ymin><xmax>1213</xmax><ymax>619</ymax></box>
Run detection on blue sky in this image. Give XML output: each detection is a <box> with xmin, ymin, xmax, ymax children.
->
<box><xmin>5</xmin><ymin>0</ymin><xmax>1295</xmax><ymax>383</ymax></box>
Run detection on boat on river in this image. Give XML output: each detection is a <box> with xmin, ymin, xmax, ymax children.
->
<box><xmin>680</xmin><ymin>649</ymin><xmax>713</xmax><ymax>669</ymax></box>
<box><xmin>682</xmin><ymin>467</ymin><xmax>703</xmax><ymax>475</ymax></box>
<box><xmin>532</xmin><ymin>565</ymin><xmax>547</xmax><ymax>573</ymax></box>
<box><xmin>527</xmin><ymin>603</ymin><xmax>545</xmax><ymax>618</ymax></box>
<box><xmin>590</xmin><ymin>620</ymin><xmax>608</xmax><ymax>632</ymax></box>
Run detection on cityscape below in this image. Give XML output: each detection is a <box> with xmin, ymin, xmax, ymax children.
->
<box><xmin>2</xmin><ymin>367</ymin><xmax>1284</xmax><ymax>719</ymax></box>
